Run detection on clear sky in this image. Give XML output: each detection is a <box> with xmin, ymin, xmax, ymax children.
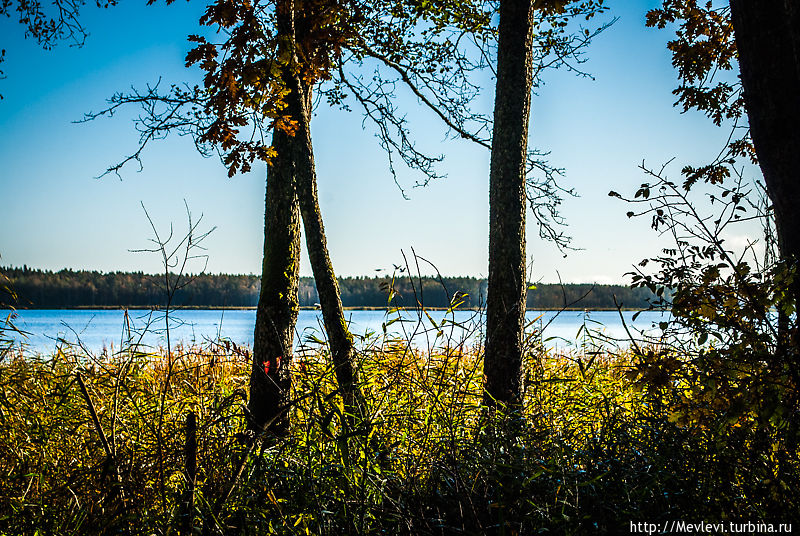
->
<box><xmin>0</xmin><ymin>1</ymin><xmax>760</xmax><ymax>283</ymax></box>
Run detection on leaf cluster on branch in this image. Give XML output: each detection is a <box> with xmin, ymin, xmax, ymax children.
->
<box><xmin>646</xmin><ymin>0</ymin><xmax>755</xmax><ymax>190</ymax></box>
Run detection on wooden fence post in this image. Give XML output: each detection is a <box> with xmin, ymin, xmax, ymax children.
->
<box><xmin>183</xmin><ymin>411</ymin><xmax>197</xmax><ymax>534</ymax></box>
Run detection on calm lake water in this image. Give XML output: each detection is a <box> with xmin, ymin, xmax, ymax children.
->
<box><xmin>1</xmin><ymin>308</ymin><xmax>668</xmax><ymax>355</ymax></box>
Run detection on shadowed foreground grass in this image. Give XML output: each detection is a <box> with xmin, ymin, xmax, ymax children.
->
<box><xmin>0</xmin><ymin>329</ymin><xmax>797</xmax><ymax>535</ymax></box>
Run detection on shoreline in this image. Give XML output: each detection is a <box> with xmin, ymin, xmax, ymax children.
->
<box><xmin>4</xmin><ymin>305</ymin><xmax>649</xmax><ymax>312</ymax></box>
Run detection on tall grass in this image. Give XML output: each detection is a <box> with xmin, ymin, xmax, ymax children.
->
<box><xmin>0</xmin><ymin>312</ymin><xmax>797</xmax><ymax>535</ymax></box>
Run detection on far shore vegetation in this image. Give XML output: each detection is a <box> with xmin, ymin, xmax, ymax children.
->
<box><xmin>0</xmin><ymin>266</ymin><xmax>656</xmax><ymax>311</ymax></box>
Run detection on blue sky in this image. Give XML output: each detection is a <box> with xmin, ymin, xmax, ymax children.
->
<box><xmin>0</xmin><ymin>1</ymin><xmax>759</xmax><ymax>283</ymax></box>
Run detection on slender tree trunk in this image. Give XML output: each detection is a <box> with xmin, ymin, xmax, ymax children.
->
<box><xmin>729</xmin><ymin>0</ymin><xmax>800</xmax><ymax>351</ymax></box>
<box><xmin>289</xmin><ymin>78</ymin><xmax>363</xmax><ymax>423</ymax></box>
<box><xmin>483</xmin><ymin>0</ymin><xmax>535</xmax><ymax>407</ymax></box>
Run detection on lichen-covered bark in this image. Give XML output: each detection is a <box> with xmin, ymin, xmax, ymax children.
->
<box><xmin>483</xmin><ymin>0</ymin><xmax>535</xmax><ymax>407</ymax></box>
<box><xmin>248</xmin><ymin>2</ymin><xmax>302</xmax><ymax>434</ymax></box>
<box><xmin>289</xmin><ymin>78</ymin><xmax>363</xmax><ymax>422</ymax></box>
<box><xmin>249</xmin><ymin>0</ymin><xmax>362</xmax><ymax>432</ymax></box>
<box><xmin>248</xmin><ymin>125</ymin><xmax>302</xmax><ymax>434</ymax></box>
<box><xmin>729</xmin><ymin>0</ymin><xmax>800</xmax><ymax>350</ymax></box>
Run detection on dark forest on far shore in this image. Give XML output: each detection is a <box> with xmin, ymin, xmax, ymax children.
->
<box><xmin>1</xmin><ymin>266</ymin><xmax>655</xmax><ymax>310</ymax></box>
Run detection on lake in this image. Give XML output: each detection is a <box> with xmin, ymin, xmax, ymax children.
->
<box><xmin>1</xmin><ymin>308</ymin><xmax>669</xmax><ymax>355</ymax></box>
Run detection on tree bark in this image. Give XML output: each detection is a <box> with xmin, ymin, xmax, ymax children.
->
<box><xmin>248</xmin><ymin>0</ymin><xmax>303</xmax><ymax>433</ymax></box>
<box><xmin>248</xmin><ymin>122</ymin><xmax>302</xmax><ymax>434</ymax></box>
<box><xmin>248</xmin><ymin>0</ymin><xmax>362</xmax><ymax>433</ymax></box>
<box><xmin>729</xmin><ymin>0</ymin><xmax>800</xmax><ymax>349</ymax></box>
<box><xmin>483</xmin><ymin>0</ymin><xmax>535</xmax><ymax>407</ymax></box>
<box><xmin>289</xmin><ymin>78</ymin><xmax>363</xmax><ymax>423</ymax></box>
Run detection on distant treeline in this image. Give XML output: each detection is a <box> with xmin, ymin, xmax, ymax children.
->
<box><xmin>0</xmin><ymin>266</ymin><xmax>655</xmax><ymax>310</ymax></box>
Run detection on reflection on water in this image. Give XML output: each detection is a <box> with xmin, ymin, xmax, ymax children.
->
<box><xmin>1</xmin><ymin>308</ymin><xmax>669</xmax><ymax>355</ymax></box>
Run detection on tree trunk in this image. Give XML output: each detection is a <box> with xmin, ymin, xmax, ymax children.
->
<box><xmin>729</xmin><ymin>0</ymin><xmax>800</xmax><ymax>350</ymax></box>
<box><xmin>483</xmin><ymin>0</ymin><xmax>535</xmax><ymax>407</ymax></box>
<box><xmin>248</xmin><ymin>0</ymin><xmax>303</xmax><ymax>433</ymax></box>
<box><xmin>289</xmin><ymin>78</ymin><xmax>363</xmax><ymax>424</ymax></box>
<box><xmin>248</xmin><ymin>0</ymin><xmax>362</xmax><ymax>433</ymax></box>
<box><xmin>248</xmin><ymin>123</ymin><xmax>302</xmax><ymax>434</ymax></box>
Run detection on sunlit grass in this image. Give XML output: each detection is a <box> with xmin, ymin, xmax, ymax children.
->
<box><xmin>0</xmin><ymin>325</ymin><xmax>797</xmax><ymax>534</ymax></box>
